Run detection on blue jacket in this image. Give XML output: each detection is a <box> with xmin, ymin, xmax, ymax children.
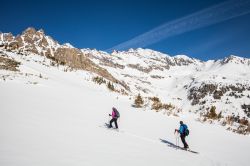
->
<box><xmin>179</xmin><ymin>124</ymin><xmax>188</xmax><ymax>134</ymax></box>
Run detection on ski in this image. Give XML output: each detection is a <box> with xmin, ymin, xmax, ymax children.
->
<box><xmin>178</xmin><ymin>147</ymin><xmax>199</xmax><ymax>154</ymax></box>
<box><xmin>99</xmin><ymin>123</ymin><xmax>121</xmax><ymax>132</ymax></box>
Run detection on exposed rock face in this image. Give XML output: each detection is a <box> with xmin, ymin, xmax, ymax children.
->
<box><xmin>53</xmin><ymin>47</ymin><xmax>122</xmax><ymax>87</ymax></box>
<box><xmin>8</xmin><ymin>41</ymin><xmax>19</xmax><ymax>50</ymax></box>
<box><xmin>188</xmin><ymin>83</ymin><xmax>217</xmax><ymax>105</ymax></box>
<box><xmin>173</xmin><ymin>57</ymin><xmax>194</xmax><ymax>66</ymax></box>
<box><xmin>14</xmin><ymin>35</ymin><xmax>24</xmax><ymax>47</ymax></box>
<box><xmin>242</xmin><ymin>104</ymin><xmax>250</xmax><ymax>118</ymax></box>
<box><xmin>188</xmin><ymin>83</ymin><xmax>250</xmax><ymax>106</ymax></box>
<box><xmin>0</xmin><ymin>27</ymin><xmax>58</xmax><ymax>54</ymax></box>
<box><xmin>99</xmin><ymin>58</ymin><xmax>125</xmax><ymax>69</ymax></box>
<box><xmin>0</xmin><ymin>53</ymin><xmax>20</xmax><ymax>71</ymax></box>
<box><xmin>54</xmin><ymin>47</ymin><xmax>86</xmax><ymax>68</ymax></box>
<box><xmin>150</xmin><ymin>75</ymin><xmax>164</xmax><ymax>79</ymax></box>
<box><xmin>82</xmin><ymin>49</ymin><xmax>125</xmax><ymax>70</ymax></box>
<box><xmin>3</xmin><ymin>33</ymin><xmax>14</xmax><ymax>42</ymax></box>
<box><xmin>19</xmin><ymin>28</ymin><xmax>58</xmax><ymax>54</ymax></box>
<box><xmin>127</xmin><ymin>64</ymin><xmax>153</xmax><ymax>73</ymax></box>
<box><xmin>221</xmin><ymin>55</ymin><xmax>250</xmax><ymax>65</ymax></box>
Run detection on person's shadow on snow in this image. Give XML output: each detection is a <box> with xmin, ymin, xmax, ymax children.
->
<box><xmin>159</xmin><ymin>138</ymin><xmax>180</xmax><ymax>149</ymax></box>
<box><xmin>160</xmin><ymin>138</ymin><xmax>199</xmax><ymax>154</ymax></box>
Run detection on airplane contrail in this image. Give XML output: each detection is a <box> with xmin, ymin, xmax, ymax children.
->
<box><xmin>106</xmin><ymin>0</ymin><xmax>250</xmax><ymax>52</ymax></box>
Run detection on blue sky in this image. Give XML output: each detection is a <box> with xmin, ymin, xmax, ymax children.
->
<box><xmin>0</xmin><ymin>0</ymin><xmax>249</xmax><ymax>60</ymax></box>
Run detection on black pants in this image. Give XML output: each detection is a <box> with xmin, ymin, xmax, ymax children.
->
<box><xmin>180</xmin><ymin>134</ymin><xmax>189</xmax><ymax>148</ymax></box>
<box><xmin>109</xmin><ymin>118</ymin><xmax>118</xmax><ymax>128</ymax></box>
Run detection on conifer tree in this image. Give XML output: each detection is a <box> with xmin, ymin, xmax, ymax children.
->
<box><xmin>134</xmin><ymin>94</ymin><xmax>144</xmax><ymax>108</ymax></box>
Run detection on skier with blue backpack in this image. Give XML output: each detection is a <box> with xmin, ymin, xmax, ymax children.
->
<box><xmin>109</xmin><ymin>107</ymin><xmax>120</xmax><ymax>129</ymax></box>
<box><xmin>175</xmin><ymin>121</ymin><xmax>189</xmax><ymax>149</ymax></box>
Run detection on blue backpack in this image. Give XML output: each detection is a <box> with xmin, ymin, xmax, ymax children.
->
<box><xmin>183</xmin><ymin>124</ymin><xmax>189</xmax><ymax>136</ymax></box>
<box><xmin>183</xmin><ymin>125</ymin><xmax>189</xmax><ymax>136</ymax></box>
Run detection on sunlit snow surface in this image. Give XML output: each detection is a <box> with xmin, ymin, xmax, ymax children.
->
<box><xmin>1</xmin><ymin>49</ymin><xmax>250</xmax><ymax>166</ymax></box>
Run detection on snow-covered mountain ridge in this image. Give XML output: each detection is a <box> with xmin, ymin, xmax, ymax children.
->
<box><xmin>1</xmin><ymin>27</ymin><xmax>250</xmax><ymax>134</ymax></box>
<box><xmin>82</xmin><ymin>48</ymin><xmax>250</xmax><ymax>129</ymax></box>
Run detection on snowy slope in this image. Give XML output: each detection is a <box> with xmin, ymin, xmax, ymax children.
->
<box><xmin>82</xmin><ymin>48</ymin><xmax>250</xmax><ymax>119</ymax></box>
<box><xmin>1</xmin><ymin>49</ymin><xmax>250</xmax><ymax>166</ymax></box>
<box><xmin>1</xmin><ymin>50</ymin><xmax>250</xmax><ymax>166</ymax></box>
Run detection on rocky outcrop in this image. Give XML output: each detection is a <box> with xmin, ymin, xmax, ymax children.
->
<box><xmin>150</xmin><ymin>75</ymin><xmax>164</xmax><ymax>79</ymax></box>
<box><xmin>0</xmin><ymin>27</ymin><xmax>58</xmax><ymax>54</ymax></box>
<box><xmin>53</xmin><ymin>47</ymin><xmax>126</xmax><ymax>88</ymax></box>
<box><xmin>2</xmin><ymin>33</ymin><xmax>14</xmax><ymax>42</ymax></box>
<box><xmin>188</xmin><ymin>83</ymin><xmax>250</xmax><ymax>106</ymax></box>
<box><xmin>220</xmin><ymin>55</ymin><xmax>250</xmax><ymax>66</ymax></box>
<box><xmin>0</xmin><ymin>53</ymin><xmax>20</xmax><ymax>71</ymax></box>
<box><xmin>242</xmin><ymin>104</ymin><xmax>250</xmax><ymax>118</ymax></box>
<box><xmin>173</xmin><ymin>57</ymin><xmax>194</xmax><ymax>66</ymax></box>
<box><xmin>127</xmin><ymin>64</ymin><xmax>152</xmax><ymax>73</ymax></box>
<box><xmin>19</xmin><ymin>27</ymin><xmax>58</xmax><ymax>54</ymax></box>
<box><xmin>99</xmin><ymin>58</ymin><xmax>125</xmax><ymax>69</ymax></box>
<box><xmin>188</xmin><ymin>83</ymin><xmax>216</xmax><ymax>105</ymax></box>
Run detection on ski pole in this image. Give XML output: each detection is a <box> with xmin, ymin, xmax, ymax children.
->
<box><xmin>174</xmin><ymin>129</ymin><xmax>178</xmax><ymax>149</ymax></box>
<box><xmin>175</xmin><ymin>136</ymin><xmax>177</xmax><ymax>149</ymax></box>
<box><xmin>108</xmin><ymin>114</ymin><xmax>111</xmax><ymax>125</ymax></box>
<box><xmin>177</xmin><ymin>135</ymin><xmax>179</xmax><ymax>147</ymax></box>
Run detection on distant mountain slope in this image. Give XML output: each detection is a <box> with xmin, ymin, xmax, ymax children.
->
<box><xmin>0</xmin><ymin>28</ymin><xmax>126</xmax><ymax>90</ymax></box>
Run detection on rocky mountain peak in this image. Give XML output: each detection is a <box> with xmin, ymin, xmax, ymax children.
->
<box><xmin>62</xmin><ymin>43</ymin><xmax>74</xmax><ymax>48</ymax></box>
<box><xmin>173</xmin><ymin>55</ymin><xmax>202</xmax><ymax>66</ymax></box>
<box><xmin>37</xmin><ymin>29</ymin><xmax>45</xmax><ymax>34</ymax></box>
<box><xmin>1</xmin><ymin>33</ymin><xmax>14</xmax><ymax>43</ymax></box>
<box><xmin>221</xmin><ymin>55</ymin><xmax>250</xmax><ymax>65</ymax></box>
<box><xmin>21</xmin><ymin>27</ymin><xmax>47</xmax><ymax>41</ymax></box>
<box><xmin>22</xmin><ymin>27</ymin><xmax>44</xmax><ymax>36</ymax></box>
<box><xmin>22</xmin><ymin>27</ymin><xmax>37</xmax><ymax>36</ymax></box>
